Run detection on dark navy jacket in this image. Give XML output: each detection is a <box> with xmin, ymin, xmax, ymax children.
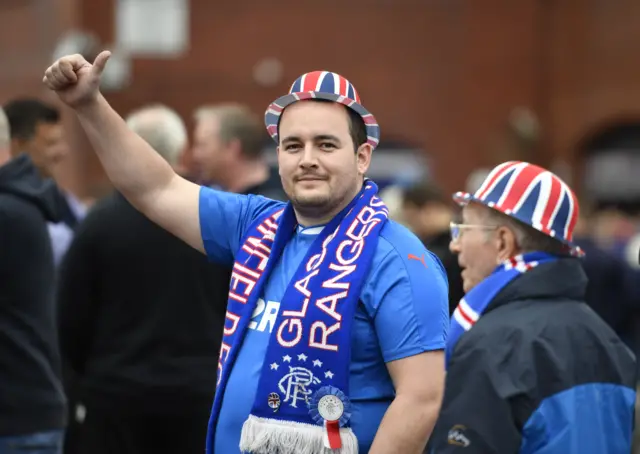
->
<box><xmin>430</xmin><ymin>258</ymin><xmax>636</xmax><ymax>453</ymax></box>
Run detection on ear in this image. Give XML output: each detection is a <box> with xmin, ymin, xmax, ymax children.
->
<box><xmin>356</xmin><ymin>143</ymin><xmax>373</xmax><ymax>175</ymax></box>
<box><xmin>495</xmin><ymin>226</ymin><xmax>519</xmax><ymax>261</ymax></box>
<box><xmin>227</xmin><ymin>138</ymin><xmax>242</xmax><ymax>158</ymax></box>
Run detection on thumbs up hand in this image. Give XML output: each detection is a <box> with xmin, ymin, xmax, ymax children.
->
<box><xmin>42</xmin><ymin>51</ymin><xmax>111</xmax><ymax>108</ymax></box>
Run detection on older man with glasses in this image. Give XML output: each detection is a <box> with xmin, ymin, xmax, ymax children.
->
<box><xmin>429</xmin><ymin>161</ymin><xmax>636</xmax><ymax>454</ymax></box>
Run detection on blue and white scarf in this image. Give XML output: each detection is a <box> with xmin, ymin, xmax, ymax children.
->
<box><xmin>206</xmin><ymin>181</ymin><xmax>389</xmax><ymax>454</ymax></box>
<box><xmin>446</xmin><ymin>252</ymin><xmax>557</xmax><ymax>366</ymax></box>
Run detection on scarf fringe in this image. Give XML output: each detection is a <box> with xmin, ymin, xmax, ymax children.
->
<box><xmin>240</xmin><ymin>414</ymin><xmax>359</xmax><ymax>454</ymax></box>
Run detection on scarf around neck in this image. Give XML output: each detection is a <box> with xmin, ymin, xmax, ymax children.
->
<box><xmin>207</xmin><ymin>180</ymin><xmax>389</xmax><ymax>454</ymax></box>
<box><xmin>446</xmin><ymin>252</ymin><xmax>557</xmax><ymax>366</ymax></box>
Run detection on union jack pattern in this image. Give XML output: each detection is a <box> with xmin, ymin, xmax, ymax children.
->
<box><xmin>454</xmin><ymin>161</ymin><xmax>583</xmax><ymax>256</ymax></box>
<box><xmin>265</xmin><ymin>71</ymin><xmax>380</xmax><ymax>149</ymax></box>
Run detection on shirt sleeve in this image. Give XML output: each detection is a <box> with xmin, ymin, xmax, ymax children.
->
<box><xmin>198</xmin><ymin>186</ymin><xmax>283</xmax><ymax>266</ymax></box>
<box><xmin>362</xmin><ymin>237</ymin><xmax>450</xmax><ymax>363</ymax></box>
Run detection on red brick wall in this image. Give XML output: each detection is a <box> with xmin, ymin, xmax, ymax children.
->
<box><xmin>548</xmin><ymin>1</ymin><xmax>640</xmax><ymax>166</ymax></box>
<box><xmin>6</xmin><ymin>0</ymin><xmax>640</xmax><ymax>196</ymax></box>
<box><xmin>0</xmin><ymin>0</ymin><xmax>88</xmax><ymax>195</ymax></box>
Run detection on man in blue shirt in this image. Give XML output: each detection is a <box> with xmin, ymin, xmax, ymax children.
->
<box><xmin>43</xmin><ymin>52</ymin><xmax>449</xmax><ymax>454</ymax></box>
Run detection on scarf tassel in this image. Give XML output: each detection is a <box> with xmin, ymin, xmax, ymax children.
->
<box><xmin>240</xmin><ymin>414</ymin><xmax>359</xmax><ymax>454</ymax></box>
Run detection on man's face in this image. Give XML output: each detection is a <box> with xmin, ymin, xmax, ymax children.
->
<box><xmin>277</xmin><ymin>101</ymin><xmax>371</xmax><ymax>222</ymax></box>
<box><xmin>450</xmin><ymin>204</ymin><xmax>501</xmax><ymax>293</ymax></box>
<box><xmin>191</xmin><ymin>116</ymin><xmax>232</xmax><ymax>184</ymax></box>
<box><xmin>17</xmin><ymin>121</ymin><xmax>67</xmax><ymax>177</ymax></box>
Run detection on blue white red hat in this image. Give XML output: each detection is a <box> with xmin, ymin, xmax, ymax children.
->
<box><xmin>264</xmin><ymin>71</ymin><xmax>380</xmax><ymax>149</ymax></box>
<box><xmin>454</xmin><ymin>161</ymin><xmax>584</xmax><ymax>257</ymax></box>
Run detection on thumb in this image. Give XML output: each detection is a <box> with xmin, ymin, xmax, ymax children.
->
<box><xmin>91</xmin><ymin>50</ymin><xmax>111</xmax><ymax>75</ymax></box>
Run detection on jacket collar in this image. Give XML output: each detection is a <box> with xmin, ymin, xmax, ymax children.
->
<box><xmin>486</xmin><ymin>258</ymin><xmax>587</xmax><ymax>314</ymax></box>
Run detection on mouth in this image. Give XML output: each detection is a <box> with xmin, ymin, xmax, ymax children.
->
<box><xmin>296</xmin><ymin>176</ymin><xmax>326</xmax><ymax>182</ymax></box>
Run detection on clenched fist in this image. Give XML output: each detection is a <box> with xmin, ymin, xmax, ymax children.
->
<box><xmin>42</xmin><ymin>51</ymin><xmax>111</xmax><ymax>108</ymax></box>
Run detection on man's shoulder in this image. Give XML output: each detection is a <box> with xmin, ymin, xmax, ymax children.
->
<box><xmin>474</xmin><ymin>298</ymin><xmax>598</xmax><ymax>340</ymax></box>
<box><xmin>454</xmin><ymin>299</ymin><xmax>637</xmax><ymax>402</ymax></box>
<box><xmin>0</xmin><ymin>194</ymin><xmax>52</xmax><ymax>257</ymax></box>
<box><xmin>0</xmin><ymin>193</ymin><xmax>45</xmax><ymax>225</ymax></box>
<box><xmin>362</xmin><ymin>219</ymin><xmax>449</xmax><ymax>310</ymax></box>
<box><xmin>246</xmin><ymin>194</ymin><xmax>287</xmax><ymax>218</ymax></box>
<box><xmin>373</xmin><ymin>219</ymin><xmax>447</xmax><ymax>280</ymax></box>
<box><xmin>456</xmin><ymin>299</ymin><xmax>618</xmax><ymax>365</ymax></box>
<box><xmin>200</xmin><ymin>186</ymin><xmax>285</xmax><ymax>220</ymax></box>
<box><xmin>458</xmin><ymin>300</ymin><xmax>548</xmax><ymax>350</ymax></box>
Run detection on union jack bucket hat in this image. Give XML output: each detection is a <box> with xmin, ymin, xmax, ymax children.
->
<box><xmin>265</xmin><ymin>71</ymin><xmax>380</xmax><ymax>149</ymax></box>
<box><xmin>454</xmin><ymin>161</ymin><xmax>584</xmax><ymax>257</ymax></box>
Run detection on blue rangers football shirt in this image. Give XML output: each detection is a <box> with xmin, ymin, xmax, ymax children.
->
<box><xmin>198</xmin><ymin>187</ymin><xmax>449</xmax><ymax>453</ymax></box>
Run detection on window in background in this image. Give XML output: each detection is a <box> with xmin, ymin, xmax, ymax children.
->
<box><xmin>116</xmin><ymin>0</ymin><xmax>189</xmax><ymax>57</ymax></box>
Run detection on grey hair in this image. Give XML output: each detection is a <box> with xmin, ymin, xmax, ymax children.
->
<box><xmin>483</xmin><ymin>207</ymin><xmax>569</xmax><ymax>256</ymax></box>
<box><xmin>193</xmin><ymin>103</ymin><xmax>263</xmax><ymax>159</ymax></box>
<box><xmin>0</xmin><ymin>107</ymin><xmax>10</xmax><ymax>150</ymax></box>
<box><xmin>126</xmin><ymin>104</ymin><xmax>187</xmax><ymax>166</ymax></box>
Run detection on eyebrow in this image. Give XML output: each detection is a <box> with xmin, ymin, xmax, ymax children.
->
<box><xmin>281</xmin><ymin>134</ymin><xmax>342</xmax><ymax>145</ymax></box>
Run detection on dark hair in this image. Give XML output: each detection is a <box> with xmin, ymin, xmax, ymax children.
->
<box><xmin>345</xmin><ymin>105</ymin><xmax>368</xmax><ymax>151</ymax></box>
<box><xmin>3</xmin><ymin>98</ymin><xmax>60</xmax><ymax>141</ymax></box>
<box><xmin>402</xmin><ymin>182</ymin><xmax>448</xmax><ymax>208</ymax></box>
<box><xmin>278</xmin><ymin>99</ymin><xmax>368</xmax><ymax>152</ymax></box>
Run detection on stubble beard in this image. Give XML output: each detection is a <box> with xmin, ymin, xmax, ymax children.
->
<box><xmin>290</xmin><ymin>191</ymin><xmax>336</xmax><ymax>220</ymax></box>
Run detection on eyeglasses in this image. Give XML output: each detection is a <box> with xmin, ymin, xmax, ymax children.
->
<box><xmin>449</xmin><ymin>222</ymin><xmax>499</xmax><ymax>242</ymax></box>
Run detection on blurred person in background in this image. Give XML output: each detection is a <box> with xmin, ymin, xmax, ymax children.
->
<box><xmin>589</xmin><ymin>206</ymin><xmax>638</xmax><ymax>258</ymax></box>
<box><xmin>401</xmin><ymin>182</ymin><xmax>464</xmax><ymax>315</ymax></box>
<box><xmin>3</xmin><ymin>98</ymin><xmax>87</xmax><ymax>265</ymax></box>
<box><xmin>571</xmin><ymin>209</ymin><xmax>640</xmax><ymax>352</ymax></box>
<box><xmin>430</xmin><ymin>161</ymin><xmax>636</xmax><ymax>453</ymax></box>
<box><xmin>45</xmin><ymin>53</ymin><xmax>449</xmax><ymax>454</ymax></box>
<box><xmin>0</xmin><ymin>106</ymin><xmax>67</xmax><ymax>452</ymax></box>
<box><xmin>4</xmin><ymin>98</ymin><xmax>66</xmax><ymax>178</ymax></box>
<box><xmin>57</xmin><ymin>104</ymin><xmax>231</xmax><ymax>454</ymax></box>
<box><xmin>192</xmin><ymin>103</ymin><xmax>286</xmax><ymax>200</ymax></box>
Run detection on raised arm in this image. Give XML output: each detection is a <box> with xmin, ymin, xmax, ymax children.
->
<box><xmin>43</xmin><ymin>52</ymin><xmax>204</xmax><ymax>253</ymax></box>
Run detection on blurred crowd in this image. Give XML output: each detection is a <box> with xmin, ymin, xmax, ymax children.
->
<box><xmin>1</xmin><ymin>90</ymin><xmax>639</xmax><ymax>453</ymax></box>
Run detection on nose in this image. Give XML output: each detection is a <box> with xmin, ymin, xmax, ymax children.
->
<box><xmin>449</xmin><ymin>238</ymin><xmax>461</xmax><ymax>254</ymax></box>
<box><xmin>299</xmin><ymin>144</ymin><xmax>318</xmax><ymax>169</ymax></box>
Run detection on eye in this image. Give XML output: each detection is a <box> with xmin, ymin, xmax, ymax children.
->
<box><xmin>284</xmin><ymin>144</ymin><xmax>301</xmax><ymax>152</ymax></box>
<box><xmin>319</xmin><ymin>142</ymin><xmax>336</xmax><ymax>151</ymax></box>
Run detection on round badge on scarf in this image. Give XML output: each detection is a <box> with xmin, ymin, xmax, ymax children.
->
<box><xmin>309</xmin><ymin>386</ymin><xmax>352</xmax><ymax>450</ymax></box>
<box><xmin>309</xmin><ymin>386</ymin><xmax>351</xmax><ymax>426</ymax></box>
<box><xmin>317</xmin><ymin>394</ymin><xmax>344</xmax><ymax>421</ymax></box>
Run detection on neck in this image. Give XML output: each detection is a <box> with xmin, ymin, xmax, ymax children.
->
<box><xmin>294</xmin><ymin>181</ymin><xmax>364</xmax><ymax>228</ymax></box>
<box><xmin>225</xmin><ymin>159</ymin><xmax>269</xmax><ymax>193</ymax></box>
